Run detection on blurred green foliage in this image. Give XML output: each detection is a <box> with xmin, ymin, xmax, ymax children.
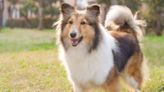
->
<box><xmin>97</xmin><ymin>0</ymin><xmax>164</xmax><ymax>35</ymax></box>
<box><xmin>142</xmin><ymin>0</ymin><xmax>164</xmax><ymax>28</ymax></box>
<box><xmin>7</xmin><ymin>0</ymin><xmax>59</xmax><ymax>29</ymax></box>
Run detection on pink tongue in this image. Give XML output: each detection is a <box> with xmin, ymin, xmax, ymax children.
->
<box><xmin>71</xmin><ymin>39</ymin><xmax>78</xmax><ymax>46</ymax></box>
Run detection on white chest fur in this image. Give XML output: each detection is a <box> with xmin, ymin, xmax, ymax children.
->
<box><xmin>66</xmin><ymin>45</ymin><xmax>113</xmax><ymax>86</ymax></box>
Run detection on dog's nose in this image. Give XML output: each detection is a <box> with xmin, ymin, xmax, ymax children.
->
<box><xmin>70</xmin><ymin>32</ymin><xmax>76</xmax><ymax>38</ymax></box>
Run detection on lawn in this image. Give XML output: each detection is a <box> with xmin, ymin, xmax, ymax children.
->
<box><xmin>0</xmin><ymin>28</ymin><xmax>163</xmax><ymax>92</ymax></box>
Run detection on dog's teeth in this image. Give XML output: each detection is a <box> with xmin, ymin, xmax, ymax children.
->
<box><xmin>72</xmin><ymin>41</ymin><xmax>78</xmax><ymax>45</ymax></box>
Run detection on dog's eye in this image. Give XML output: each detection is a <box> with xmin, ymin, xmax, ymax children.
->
<box><xmin>68</xmin><ymin>21</ymin><xmax>73</xmax><ymax>24</ymax></box>
<box><xmin>81</xmin><ymin>21</ymin><xmax>86</xmax><ymax>25</ymax></box>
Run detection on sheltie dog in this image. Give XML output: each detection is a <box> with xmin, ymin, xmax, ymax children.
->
<box><xmin>56</xmin><ymin>3</ymin><xmax>146</xmax><ymax>92</ymax></box>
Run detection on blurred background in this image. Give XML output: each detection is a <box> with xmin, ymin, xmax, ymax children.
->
<box><xmin>0</xmin><ymin>0</ymin><xmax>163</xmax><ymax>92</ymax></box>
<box><xmin>0</xmin><ymin>0</ymin><xmax>164</xmax><ymax>36</ymax></box>
<box><xmin>0</xmin><ymin>0</ymin><xmax>163</xmax><ymax>34</ymax></box>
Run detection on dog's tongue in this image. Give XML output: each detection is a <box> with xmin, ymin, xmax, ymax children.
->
<box><xmin>71</xmin><ymin>39</ymin><xmax>79</xmax><ymax>46</ymax></box>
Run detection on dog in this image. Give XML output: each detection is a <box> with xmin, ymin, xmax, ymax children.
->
<box><xmin>56</xmin><ymin>3</ymin><xmax>146</xmax><ymax>92</ymax></box>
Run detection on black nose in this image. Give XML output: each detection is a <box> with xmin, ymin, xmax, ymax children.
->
<box><xmin>70</xmin><ymin>32</ymin><xmax>76</xmax><ymax>38</ymax></box>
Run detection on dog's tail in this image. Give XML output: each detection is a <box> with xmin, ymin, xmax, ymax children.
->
<box><xmin>105</xmin><ymin>5</ymin><xmax>144</xmax><ymax>38</ymax></box>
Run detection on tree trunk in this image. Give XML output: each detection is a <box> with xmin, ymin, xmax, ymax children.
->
<box><xmin>38</xmin><ymin>2</ymin><xmax>43</xmax><ymax>29</ymax></box>
<box><xmin>156</xmin><ymin>16</ymin><xmax>161</xmax><ymax>36</ymax></box>
<box><xmin>156</xmin><ymin>6</ymin><xmax>162</xmax><ymax>36</ymax></box>
<box><xmin>0</xmin><ymin>0</ymin><xmax>4</xmax><ymax>29</ymax></box>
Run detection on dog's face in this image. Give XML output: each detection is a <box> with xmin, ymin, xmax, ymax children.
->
<box><xmin>60</xmin><ymin>3</ymin><xmax>100</xmax><ymax>49</ymax></box>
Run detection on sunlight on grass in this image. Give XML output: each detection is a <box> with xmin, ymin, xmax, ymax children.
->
<box><xmin>141</xmin><ymin>35</ymin><xmax>164</xmax><ymax>92</ymax></box>
<box><xmin>0</xmin><ymin>50</ymin><xmax>71</xmax><ymax>92</ymax></box>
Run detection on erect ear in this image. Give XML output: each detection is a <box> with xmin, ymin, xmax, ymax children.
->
<box><xmin>87</xmin><ymin>4</ymin><xmax>100</xmax><ymax>17</ymax></box>
<box><xmin>61</xmin><ymin>3</ymin><xmax>74</xmax><ymax>16</ymax></box>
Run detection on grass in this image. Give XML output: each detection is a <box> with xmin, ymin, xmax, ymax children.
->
<box><xmin>141</xmin><ymin>35</ymin><xmax>164</xmax><ymax>92</ymax></box>
<box><xmin>0</xmin><ymin>28</ymin><xmax>163</xmax><ymax>92</ymax></box>
<box><xmin>0</xmin><ymin>28</ymin><xmax>55</xmax><ymax>52</ymax></box>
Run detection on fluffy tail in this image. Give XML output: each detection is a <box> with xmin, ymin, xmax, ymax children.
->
<box><xmin>105</xmin><ymin>5</ymin><xmax>144</xmax><ymax>37</ymax></box>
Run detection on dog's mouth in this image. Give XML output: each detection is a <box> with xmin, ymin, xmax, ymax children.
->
<box><xmin>71</xmin><ymin>37</ymin><xmax>83</xmax><ymax>47</ymax></box>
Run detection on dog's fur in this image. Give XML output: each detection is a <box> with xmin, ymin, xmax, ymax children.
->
<box><xmin>56</xmin><ymin>3</ymin><xmax>146</xmax><ymax>92</ymax></box>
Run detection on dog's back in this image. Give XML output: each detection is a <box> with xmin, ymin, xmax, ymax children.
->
<box><xmin>104</xmin><ymin>5</ymin><xmax>146</xmax><ymax>92</ymax></box>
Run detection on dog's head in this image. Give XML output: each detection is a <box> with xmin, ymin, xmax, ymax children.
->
<box><xmin>59</xmin><ymin>3</ymin><xmax>101</xmax><ymax>50</ymax></box>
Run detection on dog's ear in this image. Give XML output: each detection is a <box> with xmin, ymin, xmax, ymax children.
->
<box><xmin>61</xmin><ymin>3</ymin><xmax>74</xmax><ymax>17</ymax></box>
<box><xmin>87</xmin><ymin>4</ymin><xmax>100</xmax><ymax>17</ymax></box>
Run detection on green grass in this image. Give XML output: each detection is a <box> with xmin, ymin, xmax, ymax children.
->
<box><xmin>141</xmin><ymin>35</ymin><xmax>164</xmax><ymax>92</ymax></box>
<box><xmin>0</xmin><ymin>28</ymin><xmax>56</xmax><ymax>52</ymax></box>
<box><xmin>0</xmin><ymin>28</ymin><xmax>163</xmax><ymax>92</ymax></box>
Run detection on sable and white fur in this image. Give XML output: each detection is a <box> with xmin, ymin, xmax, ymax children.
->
<box><xmin>57</xmin><ymin>3</ymin><xmax>146</xmax><ymax>92</ymax></box>
<box><xmin>64</xmin><ymin>25</ymin><xmax>117</xmax><ymax>90</ymax></box>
